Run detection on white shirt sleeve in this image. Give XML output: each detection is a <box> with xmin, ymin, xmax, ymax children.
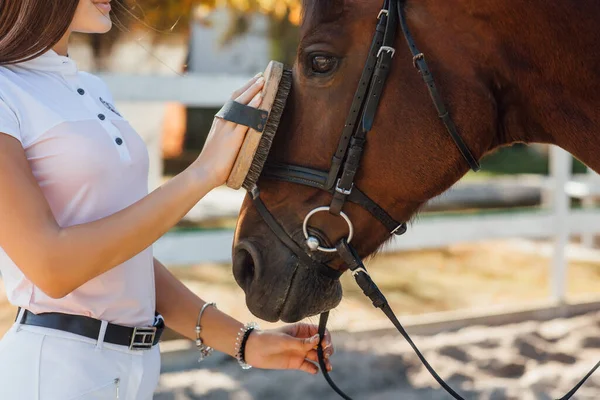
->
<box><xmin>0</xmin><ymin>96</ymin><xmax>21</xmax><ymax>144</ymax></box>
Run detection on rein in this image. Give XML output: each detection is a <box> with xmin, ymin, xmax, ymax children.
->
<box><xmin>317</xmin><ymin>240</ymin><xmax>465</xmax><ymax>400</ymax></box>
<box><xmin>248</xmin><ymin>0</ymin><xmax>600</xmax><ymax>398</ymax></box>
<box><xmin>315</xmin><ymin>240</ymin><xmax>600</xmax><ymax>400</ymax></box>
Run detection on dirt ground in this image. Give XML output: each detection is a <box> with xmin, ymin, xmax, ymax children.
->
<box><xmin>155</xmin><ymin>311</ymin><xmax>600</xmax><ymax>399</ymax></box>
<box><xmin>151</xmin><ymin>239</ymin><xmax>600</xmax><ymax>399</ymax></box>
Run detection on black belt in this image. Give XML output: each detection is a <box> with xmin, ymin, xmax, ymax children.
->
<box><xmin>16</xmin><ymin>308</ymin><xmax>164</xmax><ymax>350</ymax></box>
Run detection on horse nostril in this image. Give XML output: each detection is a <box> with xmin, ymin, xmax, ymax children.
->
<box><xmin>233</xmin><ymin>242</ymin><xmax>261</xmax><ymax>291</ymax></box>
<box><xmin>233</xmin><ymin>249</ymin><xmax>255</xmax><ymax>290</ymax></box>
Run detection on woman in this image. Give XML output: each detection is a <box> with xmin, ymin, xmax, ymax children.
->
<box><xmin>0</xmin><ymin>0</ymin><xmax>333</xmax><ymax>399</ymax></box>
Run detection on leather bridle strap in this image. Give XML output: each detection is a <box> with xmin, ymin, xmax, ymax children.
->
<box><xmin>326</xmin><ymin>0</ymin><xmax>392</xmax><ymax>191</ymax></box>
<box><xmin>398</xmin><ymin>0</ymin><xmax>480</xmax><ymax>172</ymax></box>
<box><xmin>361</xmin><ymin>0</ymin><xmax>398</xmax><ymax>133</ymax></box>
<box><xmin>329</xmin><ymin>0</ymin><xmax>399</xmax><ymax>218</ymax></box>
<box><xmin>262</xmin><ymin>162</ymin><xmax>406</xmax><ymax>234</ymax></box>
<box><xmin>261</xmin><ymin>0</ymin><xmax>408</xmax><ymax>237</ymax></box>
<box><xmin>558</xmin><ymin>361</ymin><xmax>600</xmax><ymax>400</ymax></box>
<box><xmin>317</xmin><ymin>240</ymin><xmax>600</xmax><ymax>400</ymax></box>
<box><xmin>317</xmin><ymin>239</ymin><xmax>465</xmax><ymax>400</ymax></box>
<box><xmin>249</xmin><ymin>186</ymin><xmax>342</xmax><ymax>280</ymax></box>
<box><xmin>317</xmin><ymin>311</ymin><xmax>352</xmax><ymax>400</ymax></box>
<box><xmin>349</xmin><ymin>188</ymin><xmax>407</xmax><ymax>235</ymax></box>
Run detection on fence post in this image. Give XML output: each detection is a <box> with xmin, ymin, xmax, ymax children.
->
<box><xmin>581</xmin><ymin>167</ymin><xmax>600</xmax><ymax>247</ymax></box>
<box><xmin>549</xmin><ymin>146</ymin><xmax>571</xmax><ymax>304</ymax></box>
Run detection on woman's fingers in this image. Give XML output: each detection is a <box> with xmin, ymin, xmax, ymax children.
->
<box><xmin>306</xmin><ymin>349</ymin><xmax>318</xmax><ymax>363</ymax></box>
<box><xmin>304</xmin><ymin>342</ymin><xmax>333</xmax><ymax>359</ymax></box>
<box><xmin>321</xmin><ymin>330</ymin><xmax>334</xmax><ymax>354</ymax></box>
<box><xmin>301</xmin><ymin>334</ymin><xmax>321</xmax><ymax>351</ymax></box>
<box><xmin>305</xmin><ymin>350</ymin><xmax>333</xmax><ymax>371</ymax></box>
<box><xmin>232</xmin><ymin>92</ymin><xmax>263</xmax><ymax>136</ymax></box>
<box><xmin>298</xmin><ymin>359</ymin><xmax>319</xmax><ymax>375</ymax></box>
<box><xmin>323</xmin><ymin>343</ymin><xmax>334</xmax><ymax>358</ymax></box>
<box><xmin>295</xmin><ymin>324</ymin><xmax>333</xmax><ymax>349</ymax></box>
<box><xmin>297</xmin><ymin>331</ymin><xmax>334</xmax><ymax>357</ymax></box>
<box><xmin>248</xmin><ymin>91</ymin><xmax>262</xmax><ymax>108</ymax></box>
<box><xmin>235</xmin><ymin>76</ymin><xmax>265</xmax><ymax>105</ymax></box>
<box><xmin>231</xmin><ymin>73</ymin><xmax>263</xmax><ymax>99</ymax></box>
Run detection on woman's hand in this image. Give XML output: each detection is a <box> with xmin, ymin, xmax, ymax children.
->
<box><xmin>192</xmin><ymin>74</ymin><xmax>265</xmax><ymax>189</ymax></box>
<box><xmin>244</xmin><ymin>323</ymin><xmax>335</xmax><ymax>374</ymax></box>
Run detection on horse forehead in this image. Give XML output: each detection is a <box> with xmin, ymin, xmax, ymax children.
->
<box><xmin>302</xmin><ymin>0</ymin><xmax>344</xmax><ymax>29</ymax></box>
<box><xmin>300</xmin><ymin>0</ymin><xmax>379</xmax><ymax>39</ymax></box>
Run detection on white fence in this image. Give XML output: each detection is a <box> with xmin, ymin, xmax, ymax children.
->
<box><xmin>103</xmin><ymin>74</ymin><xmax>600</xmax><ymax>304</ymax></box>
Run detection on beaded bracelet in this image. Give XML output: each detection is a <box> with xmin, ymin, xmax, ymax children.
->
<box><xmin>234</xmin><ymin>322</ymin><xmax>259</xmax><ymax>370</ymax></box>
<box><xmin>195</xmin><ymin>302</ymin><xmax>217</xmax><ymax>362</ymax></box>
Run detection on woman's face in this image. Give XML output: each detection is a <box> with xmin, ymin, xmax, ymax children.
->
<box><xmin>71</xmin><ymin>0</ymin><xmax>112</xmax><ymax>34</ymax></box>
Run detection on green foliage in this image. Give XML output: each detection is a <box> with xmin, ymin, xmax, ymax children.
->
<box><xmin>465</xmin><ymin>144</ymin><xmax>587</xmax><ymax>180</ymax></box>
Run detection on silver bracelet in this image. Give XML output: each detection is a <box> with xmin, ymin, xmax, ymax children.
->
<box><xmin>234</xmin><ymin>322</ymin><xmax>260</xmax><ymax>370</ymax></box>
<box><xmin>195</xmin><ymin>302</ymin><xmax>217</xmax><ymax>362</ymax></box>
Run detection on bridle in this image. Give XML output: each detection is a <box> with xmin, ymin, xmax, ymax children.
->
<box><xmin>247</xmin><ymin>0</ymin><xmax>599</xmax><ymax>398</ymax></box>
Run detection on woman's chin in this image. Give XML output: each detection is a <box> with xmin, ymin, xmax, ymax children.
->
<box><xmin>74</xmin><ymin>20</ymin><xmax>112</xmax><ymax>35</ymax></box>
<box><xmin>92</xmin><ymin>19</ymin><xmax>113</xmax><ymax>34</ymax></box>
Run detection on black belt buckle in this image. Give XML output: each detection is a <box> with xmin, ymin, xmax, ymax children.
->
<box><xmin>129</xmin><ymin>326</ymin><xmax>157</xmax><ymax>350</ymax></box>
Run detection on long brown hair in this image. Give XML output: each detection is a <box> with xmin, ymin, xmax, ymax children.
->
<box><xmin>0</xmin><ymin>0</ymin><xmax>79</xmax><ymax>65</ymax></box>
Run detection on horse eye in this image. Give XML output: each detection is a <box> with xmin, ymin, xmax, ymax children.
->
<box><xmin>311</xmin><ymin>55</ymin><xmax>337</xmax><ymax>74</ymax></box>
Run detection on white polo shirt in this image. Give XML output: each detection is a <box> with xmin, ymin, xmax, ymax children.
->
<box><xmin>0</xmin><ymin>50</ymin><xmax>155</xmax><ymax>327</ymax></box>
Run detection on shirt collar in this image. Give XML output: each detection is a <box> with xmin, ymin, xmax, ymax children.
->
<box><xmin>14</xmin><ymin>49</ymin><xmax>78</xmax><ymax>76</ymax></box>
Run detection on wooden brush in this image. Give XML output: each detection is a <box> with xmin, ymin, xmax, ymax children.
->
<box><xmin>226</xmin><ymin>61</ymin><xmax>292</xmax><ymax>191</ymax></box>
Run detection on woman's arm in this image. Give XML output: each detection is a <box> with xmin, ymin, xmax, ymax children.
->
<box><xmin>153</xmin><ymin>257</ymin><xmax>241</xmax><ymax>356</ymax></box>
<box><xmin>0</xmin><ymin>76</ymin><xmax>264</xmax><ymax>299</ymax></box>
<box><xmin>153</xmin><ymin>258</ymin><xmax>334</xmax><ymax>374</ymax></box>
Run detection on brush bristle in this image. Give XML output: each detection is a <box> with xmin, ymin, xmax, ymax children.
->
<box><xmin>242</xmin><ymin>68</ymin><xmax>293</xmax><ymax>191</ymax></box>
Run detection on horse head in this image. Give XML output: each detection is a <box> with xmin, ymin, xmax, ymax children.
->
<box><xmin>231</xmin><ymin>0</ymin><xmax>600</xmax><ymax>322</ymax></box>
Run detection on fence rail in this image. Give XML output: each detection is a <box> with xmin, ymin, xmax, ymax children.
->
<box><xmin>100</xmin><ymin>74</ymin><xmax>254</xmax><ymax>107</ymax></box>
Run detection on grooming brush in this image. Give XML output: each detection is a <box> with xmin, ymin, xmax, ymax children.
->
<box><xmin>226</xmin><ymin>61</ymin><xmax>292</xmax><ymax>191</ymax></box>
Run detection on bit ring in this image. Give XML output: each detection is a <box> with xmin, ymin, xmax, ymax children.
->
<box><xmin>302</xmin><ymin>207</ymin><xmax>354</xmax><ymax>253</ymax></box>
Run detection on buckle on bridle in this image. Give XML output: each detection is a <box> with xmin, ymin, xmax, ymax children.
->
<box><xmin>413</xmin><ymin>53</ymin><xmax>425</xmax><ymax>69</ymax></box>
<box><xmin>351</xmin><ymin>267</ymin><xmax>370</xmax><ymax>277</ymax></box>
<box><xmin>377</xmin><ymin>9</ymin><xmax>389</xmax><ymax>20</ymax></box>
<box><xmin>377</xmin><ymin>46</ymin><xmax>396</xmax><ymax>59</ymax></box>
<box><xmin>391</xmin><ymin>223</ymin><xmax>406</xmax><ymax>235</ymax></box>
<box><xmin>335</xmin><ymin>179</ymin><xmax>353</xmax><ymax>196</ymax></box>
<box><xmin>129</xmin><ymin>326</ymin><xmax>157</xmax><ymax>350</ymax></box>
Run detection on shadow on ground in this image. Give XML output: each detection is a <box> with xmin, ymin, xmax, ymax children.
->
<box><xmin>154</xmin><ymin>312</ymin><xmax>600</xmax><ymax>400</ymax></box>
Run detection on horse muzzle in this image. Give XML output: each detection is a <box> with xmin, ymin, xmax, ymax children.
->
<box><xmin>232</xmin><ymin>228</ymin><xmax>343</xmax><ymax>323</ymax></box>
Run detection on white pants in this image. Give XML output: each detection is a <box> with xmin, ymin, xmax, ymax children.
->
<box><xmin>0</xmin><ymin>313</ymin><xmax>161</xmax><ymax>400</ymax></box>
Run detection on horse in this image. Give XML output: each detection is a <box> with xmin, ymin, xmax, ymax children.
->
<box><xmin>231</xmin><ymin>0</ymin><xmax>600</xmax><ymax>325</ymax></box>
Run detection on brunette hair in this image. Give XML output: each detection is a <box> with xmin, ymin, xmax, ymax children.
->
<box><xmin>0</xmin><ymin>0</ymin><xmax>79</xmax><ymax>65</ymax></box>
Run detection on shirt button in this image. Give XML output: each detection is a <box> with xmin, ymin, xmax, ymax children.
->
<box><xmin>115</xmin><ymin>137</ymin><xmax>123</xmax><ymax>145</ymax></box>
<box><xmin>77</xmin><ymin>88</ymin><xmax>85</xmax><ymax>95</ymax></box>
<box><xmin>98</xmin><ymin>114</ymin><xmax>106</xmax><ymax>121</ymax></box>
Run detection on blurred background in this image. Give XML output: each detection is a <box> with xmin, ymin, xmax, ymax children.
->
<box><xmin>3</xmin><ymin>1</ymin><xmax>600</xmax><ymax>398</ymax></box>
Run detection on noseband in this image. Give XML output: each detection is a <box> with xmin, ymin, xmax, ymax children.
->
<box><xmin>248</xmin><ymin>0</ymin><xmax>598</xmax><ymax>398</ymax></box>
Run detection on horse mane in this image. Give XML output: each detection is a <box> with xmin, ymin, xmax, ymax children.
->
<box><xmin>302</xmin><ymin>0</ymin><xmax>345</xmax><ymax>27</ymax></box>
